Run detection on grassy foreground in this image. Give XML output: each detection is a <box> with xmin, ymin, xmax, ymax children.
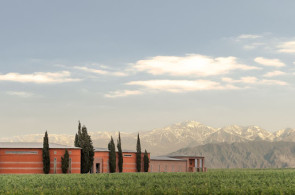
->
<box><xmin>1</xmin><ymin>169</ymin><xmax>295</xmax><ymax>194</ymax></box>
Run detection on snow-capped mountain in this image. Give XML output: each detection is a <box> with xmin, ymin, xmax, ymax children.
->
<box><xmin>1</xmin><ymin>121</ymin><xmax>295</xmax><ymax>155</ymax></box>
<box><xmin>274</xmin><ymin>128</ymin><xmax>295</xmax><ymax>142</ymax></box>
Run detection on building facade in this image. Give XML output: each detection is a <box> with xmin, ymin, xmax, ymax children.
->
<box><xmin>0</xmin><ymin>142</ymin><xmax>81</xmax><ymax>174</ymax></box>
<box><xmin>92</xmin><ymin>148</ymin><xmax>150</xmax><ymax>173</ymax></box>
<box><xmin>150</xmin><ymin>156</ymin><xmax>206</xmax><ymax>173</ymax></box>
<box><xmin>0</xmin><ymin>142</ymin><xmax>206</xmax><ymax>174</ymax></box>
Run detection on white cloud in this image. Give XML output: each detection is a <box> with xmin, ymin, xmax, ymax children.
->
<box><xmin>6</xmin><ymin>91</ymin><xmax>35</xmax><ymax>98</ymax></box>
<box><xmin>127</xmin><ymin>80</ymin><xmax>238</xmax><ymax>93</ymax></box>
<box><xmin>222</xmin><ymin>77</ymin><xmax>287</xmax><ymax>86</ymax></box>
<box><xmin>254</xmin><ymin>57</ymin><xmax>285</xmax><ymax>67</ymax></box>
<box><xmin>277</xmin><ymin>41</ymin><xmax>295</xmax><ymax>54</ymax></box>
<box><xmin>243</xmin><ymin>42</ymin><xmax>265</xmax><ymax>50</ymax></box>
<box><xmin>239</xmin><ymin>77</ymin><xmax>259</xmax><ymax>84</ymax></box>
<box><xmin>222</xmin><ymin>77</ymin><xmax>258</xmax><ymax>84</ymax></box>
<box><xmin>132</xmin><ymin>54</ymin><xmax>259</xmax><ymax>77</ymax></box>
<box><xmin>0</xmin><ymin>71</ymin><xmax>80</xmax><ymax>84</ymax></box>
<box><xmin>105</xmin><ymin>90</ymin><xmax>143</xmax><ymax>98</ymax></box>
<box><xmin>263</xmin><ymin>71</ymin><xmax>287</xmax><ymax>77</ymax></box>
<box><xmin>237</xmin><ymin>34</ymin><xmax>262</xmax><ymax>39</ymax></box>
<box><xmin>74</xmin><ymin>66</ymin><xmax>127</xmax><ymax>77</ymax></box>
<box><xmin>261</xmin><ymin>79</ymin><xmax>288</xmax><ymax>86</ymax></box>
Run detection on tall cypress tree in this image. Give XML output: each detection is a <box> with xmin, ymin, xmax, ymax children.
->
<box><xmin>81</xmin><ymin>125</ymin><xmax>94</xmax><ymax>173</ymax></box>
<box><xmin>75</xmin><ymin>121</ymin><xmax>94</xmax><ymax>173</ymax></box>
<box><xmin>108</xmin><ymin>136</ymin><xmax>116</xmax><ymax>173</ymax></box>
<box><xmin>143</xmin><ymin>149</ymin><xmax>149</xmax><ymax>172</ymax></box>
<box><xmin>117</xmin><ymin>132</ymin><xmax>123</xmax><ymax>172</ymax></box>
<box><xmin>88</xmin><ymin>131</ymin><xmax>94</xmax><ymax>173</ymax></box>
<box><xmin>42</xmin><ymin>131</ymin><xmax>50</xmax><ymax>174</ymax></box>
<box><xmin>77</xmin><ymin>121</ymin><xmax>82</xmax><ymax>146</ymax></box>
<box><xmin>136</xmin><ymin>133</ymin><xmax>141</xmax><ymax>172</ymax></box>
<box><xmin>61</xmin><ymin>149</ymin><xmax>69</xmax><ymax>173</ymax></box>
<box><xmin>74</xmin><ymin>133</ymin><xmax>79</xmax><ymax>147</ymax></box>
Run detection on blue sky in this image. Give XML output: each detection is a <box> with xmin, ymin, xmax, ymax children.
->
<box><xmin>1</xmin><ymin>1</ymin><xmax>295</xmax><ymax>137</ymax></box>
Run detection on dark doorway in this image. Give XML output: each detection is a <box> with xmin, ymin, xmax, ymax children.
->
<box><xmin>96</xmin><ymin>163</ymin><xmax>100</xmax><ymax>173</ymax></box>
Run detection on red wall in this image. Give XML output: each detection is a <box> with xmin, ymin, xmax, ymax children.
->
<box><xmin>49</xmin><ymin>149</ymin><xmax>81</xmax><ymax>174</ymax></box>
<box><xmin>93</xmin><ymin>151</ymin><xmax>150</xmax><ymax>173</ymax></box>
<box><xmin>150</xmin><ymin>160</ymin><xmax>187</xmax><ymax>172</ymax></box>
<box><xmin>0</xmin><ymin>148</ymin><xmax>81</xmax><ymax>174</ymax></box>
<box><xmin>93</xmin><ymin>151</ymin><xmax>109</xmax><ymax>173</ymax></box>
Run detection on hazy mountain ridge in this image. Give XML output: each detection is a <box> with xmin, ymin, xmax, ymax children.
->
<box><xmin>170</xmin><ymin>141</ymin><xmax>295</xmax><ymax>168</ymax></box>
<box><xmin>1</xmin><ymin>121</ymin><xmax>295</xmax><ymax>155</ymax></box>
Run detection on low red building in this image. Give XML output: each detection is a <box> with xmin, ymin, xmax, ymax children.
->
<box><xmin>92</xmin><ymin>148</ymin><xmax>150</xmax><ymax>173</ymax></box>
<box><xmin>0</xmin><ymin>142</ymin><xmax>206</xmax><ymax>174</ymax></box>
<box><xmin>0</xmin><ymin>142</ymin><xmax>81</xmax><ymax>174</ymax></box>
<box><xmin>150</xmin><ymin>156</ymin><xmax>206</xmax><ymax>172</ymax></box>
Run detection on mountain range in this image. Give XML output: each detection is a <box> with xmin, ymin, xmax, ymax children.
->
<box><xmin>1</xmin><ymin>121</ymin><xmax>295</xmax><ymax>156</ymax></box>
<box><xmin>171</xmin><ymin>141</ymin><xmax>295</xmax><ymax>168</ymax></box>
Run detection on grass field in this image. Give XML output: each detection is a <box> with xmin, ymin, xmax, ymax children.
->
<box><xmin>1</xmin><ymin>169</ymin><xmax>295</xmax><ymax>194</ymax></box>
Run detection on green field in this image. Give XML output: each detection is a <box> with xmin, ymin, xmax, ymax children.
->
<box><xmin>1</xmin><ymin>169</ymin><xmax>295</xmax><ymax>194</ymax></box>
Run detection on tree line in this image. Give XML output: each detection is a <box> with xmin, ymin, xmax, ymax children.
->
<box><xmin>108</xmin><ymin>132</ymin><xmax>149</xmax><ymax>173</ymax></box>
<box><xmin>42</xmin><ymin>121</ymin><xmax>150</xmax><ymax>174</ymax></box>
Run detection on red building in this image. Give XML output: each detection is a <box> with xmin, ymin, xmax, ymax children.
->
<box><xmin>0</xmin><ymin>142</ymin><xmax>81</xmax><ymax>174</ymax></box>
<box><xmin>92</xmin><ymin>148</ymin><xmax>150</xmax><ymax>173</ymax></box>
<box><xmin>150</xmin><ymin>156</ymin><xmax>206</xmax><ymax>172</ymax></box>
<box><xmin>0</xmin><ymin>142</ymin><xmax>206</xmax><ymax>174</ymax></box>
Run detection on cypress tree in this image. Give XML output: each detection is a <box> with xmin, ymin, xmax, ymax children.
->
<box><xmin>42</xmin><ymin>131</ymin><xmax>50</xmax><ymax>174</ymax></box>
<box><xmin>78</xmin><ymin>121</ymin><xmax>82</xmax><ymax>145</ymax></box>
<box><xmin>136</xmin><ymin>133</ymin><xmax>141</xmax><ymax>172</ymax></box>
<box><xmin>88</xmin><ymin>132</ymin><xmax>95</xmax><ymax>173</ymax></box>
<box><xmin>75</xmin><ymin>121</ymin><xmax>94</xmax><ymax>173</ymax></box>
<box><xmin>61</xmin><ymin>149</ymin><xmax>69</xmax><ymax>173</ymax></box>
<box><xmin>108</xmin><ymin>136</ymin><xmax>116</xmax><ymax>173</ymax></box>
<box><xmin>80</xmin><ymin>125</ymin><xmax>94</xmax><ymax>173</ymax></box>
<box><xmin>74</xmin><ymin>133</ymin><xmax>79</xmax><ymax>147</ymax></box>
<box><xmin>117</xmin><ymin>132</ymin><xmax>123</xmax><ymax>172</ymax></box>
<box><xmin>108</xmin><ymin>142</ymin><xmax>111</xmax><ymax>150</ymax></box>
<box><xmin>143</xmin><ymin>149</ymin><xmax>149</xmax><ymax>172</ymax></box>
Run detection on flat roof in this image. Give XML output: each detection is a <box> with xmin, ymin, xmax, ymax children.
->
<box><xmin>94</xmin><ymin>148</ymin><xmax>109</xmax><ymax>152</ymax></box>
<box><xmin>122</xmin><ymin>149</ymin><xmax>137</xmax><ymax>153</ymax></box>
<box><xmin>0</xmin><ymin>142</ymin><xmax>80</xmax><ymax>149</ymax></box>
<box><xmin>150</xmin><ymin>156</ymin><xmax>187</xmax><ymax>161</ymax></box>
<box><xmin>168</xmin><ymin>155</ymin><xmax>205</xmax><ymax>159</ymax></box>
<box><xmin>94</xmin><ymin>148</ymin><xmax>149</xmax><ymax>153</ymax></box>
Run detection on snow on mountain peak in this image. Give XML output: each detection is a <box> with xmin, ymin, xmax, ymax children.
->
<box><xmin>175</xmin><ymin>120</ymin><xmax>202</xmax><ymax>128</ymax></box>
<box><xmin>1</xmin><ymin>121</ymin><xmax>295</xmax><ymax>156</ymax></box>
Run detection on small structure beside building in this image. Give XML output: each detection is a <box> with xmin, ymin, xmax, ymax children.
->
<box><xmin>0</xmin><ymin>142</ymin><xmax>81</xmax><ymax>174</ymax></box>
<box><xmin>150</xmin><ymin>155</ymin><xmax>206</xmax><ymax>173</ymax></box>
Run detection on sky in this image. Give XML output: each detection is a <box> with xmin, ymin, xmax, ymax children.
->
<box><xmin>1</xmin><ymin>1</ymin><xmax>295</xmax><ymax>137</ymax></box>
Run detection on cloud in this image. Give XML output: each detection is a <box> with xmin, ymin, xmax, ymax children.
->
<box><xmin>277</xmin><ymin>41</ymin><xmax>295</xmax><ymax>54</ymax></box>
<box><xmin>222</xmin><ymin>77</ymin><xmax>287</xmax><ymax>86</ymax></box>
<box><xmin>237</xmin><ymin>34</ymin><xmax>262</xmax><ymax>39</ymax></box>
<box><xmin>263</xmin><ymin>71</ymin><xmax>287</xmax><ymax>77</ymax></box>
<box><xmin>239</xmin><ymin>77</ymin><xmax>259</xmax><ymax>84</ymax></box>
<box><xmin>6</xmin><ymin>91</ymin><xmax>35</xmax><ymax>98</ymax></box>
<box><xmin>0</xmin><ymin>71</ymin><xmax>80</xmax><ymax>84</ymax></box>
<box><xmin>74</xmin><ymin>66</ymin><xmax>127</xmax><ymax>77</ymax></box>
<box><xmin>132</xmin><ymin>54</ymin><xmax>259</xmax><ymax>77</ymax></box>
<box><xmin>126</xmin><ymin>80</ymin><xmax>238</xmax><ymax>93</ymax></box>
<box><xmin>105</xmin><ymin>90</ymin><xmax>143</xmax><ymax>98</ymax></box>
<box><xmin>222</xmin><ymin>77</ymin><xmax>258</xmax><ymax>84</ymax></box>
<box><xmin>254</xmin><ymin>57</ymin><xmax>285</xmax><ymax>67</ymax></box>
<box><xmin>243</xmin><ymin>42</ymin><xmax>265</xmax><ymax>50</ymax></box>
<box><xmin>260</xmin><ymin>79</ymin><xmax>288</xmax><ymax>86</ymax></box>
